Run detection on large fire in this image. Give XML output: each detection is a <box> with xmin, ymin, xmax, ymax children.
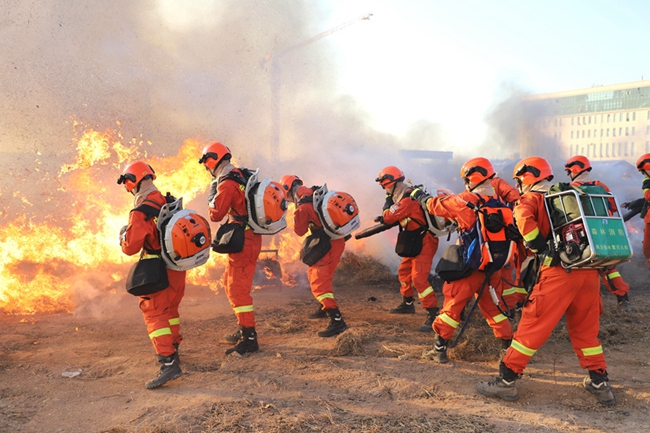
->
<box><xmin>0</xmin><ymin>123</ymin><xmax>308</xmax><ymax>315</ymax></box>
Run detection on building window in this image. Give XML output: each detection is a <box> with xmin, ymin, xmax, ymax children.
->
<box><xmin>647</xmin><ymin>111</ymin><xmax>650</xmax><ymax>120</ymax></box>
<box><xmin>588</xmin><ymin>130</ymin><xmax>591</xmax><ymax>138</ymax></box>
<box><xmin>577</xmin><ymin>117</ymin><xmax>581</xmax><ymax>125</ymax></box>
<box><xmin>626</xmin><ymin>113</ymin><xmax>630</xmax><ymax>121</ymax></box>
<box><xmin>625</xmin><ymin>142</ymin><xmax>629</xmax><ymax>157</ymax></box>
<box><xmin>606</xmin><ymin>143</ymin><xmax>610</xmax><ymax>157</ymax></box>
<box><xmin>632</xmin><ymin>127</ymin><xmax>635</xmax><ymax>135</ymax></box>
<box><xmin>600</xmin><ymin>143</ymin><xmax>603</xmax><ymax>157</ymax></box>
<box><xmin>619</xmin><ymin>142</ymin><xmax>623</xmax><ymax>156</ymax></box>
<box><xmin>613</xmin><ymin>129</ymin><xmax>616</xmax><ymax>137</ymax></box>
<box><xmin>633</xmin><ymin>112</ymin><xmax>636</xmax><ymax>121</ymax></box>
<box><xmin>589</xmin><ymin>116</ymin><xmax>592</xmax><ymax>124</ymax></box>
<box><xmin>631</xmin><ymin>142</ymin><xmax>635</xmax><ymax>155</ymax></box>
<box><xmin>600</xmin><ymin>129</ymin><xmax>603</xmax><ymax>137</ymax></box>
<box><xmin>607</xmin><ymin>114</ymin><xmax>611</xmax><ymax>123</ymax></box>
<box><xmin>572</xmin><ymin>117</ymin><xmax>575</xmax><ymax>126</ymax></box>
<box><xmin>570</xmin><ymin>145</ymin><xmax>573</xmax><ymax>156</ymax></box>
<box><xmin>582</xmin><ymin>130</ymin><xmax>585</xmax><ymax>138</ymax></box>
<box><xmin>619</xmin><ymin>127</ymin><xmax>623</xmax><ymax>136</ymax></box>
<box><xmin>626</xmin><ymin>127</ymin><xmax>629</xmax><ymax>136</ymax></box>
<box><xmin>647</xmin><ymin>125</ymin><xmax>650</xmax><ymax>135</ymax></box>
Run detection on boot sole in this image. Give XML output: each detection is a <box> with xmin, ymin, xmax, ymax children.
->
<box><xmin>477</xmin><ymin>387</ymin><xmax>518</xmax><ymax>401</ymax></box>
<box><xmin>145</xmin><ymin>370</ymin><xmax>183</xmax><ymax>389</ymax></box>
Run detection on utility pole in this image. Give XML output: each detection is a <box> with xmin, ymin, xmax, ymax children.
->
<box><xmin>261</xmin><ymin>13</ymin><xmax>372</xmax><ymax>160</ymax></box>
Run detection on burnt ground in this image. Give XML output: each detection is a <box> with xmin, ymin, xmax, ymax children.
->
<box><xmin>1</xmin><ymin>253</ymin><xmax>649</xmax><ymax>433</ymax></box>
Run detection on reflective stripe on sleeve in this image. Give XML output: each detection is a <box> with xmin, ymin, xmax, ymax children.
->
<box><xmin>491</xmin><ymin>313</ymin><xmax>508</xmax><ymax>324</ymax></box>
<box><xmin>523</xmin><ymin>227</ymin><xmax>540</xmax><ymax>242</ymax></box>
<box><xmin>168</xmin><ymin>318</ymin><xmax>180</xmax><ymax>326</ymax></box>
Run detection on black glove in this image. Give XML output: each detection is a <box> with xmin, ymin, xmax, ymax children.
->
<box><xmin>410</xmin><ymin>188</ymin><xmax>431</xmax><ymax>206</ymax></box>
<box><xmin>382</xmin><ymin>195</ymin><xmax>394</xmax><ymax>211</ymax></box>
<box><xmin>374</xmin><ymin>215</ymin><xmax>384</xmax><ymax>224</ymax></box>
<box><xmin>165</xmin><ymin>192</ymin><xmax>177</xmax><ymax>203</ymax></box>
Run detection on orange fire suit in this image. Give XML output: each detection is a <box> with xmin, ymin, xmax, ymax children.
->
<box><xmin>121</xmin><ymin>190</ymin><xmax>186</xmax><ymax>357</ymax></box>
<box><xmin>426</xmin><ymin>191</ymin><xmax>513</xmax><ymax>341</ymax></box>
<box><xmin>382</xmin><ymin>192</ymin><xmax>439</xmax><ymax>310</ymax></box>
<box><xmin>502</xmin><ymin>190</ymin><xmax>608</xmax><ymax>375</ymax></box>
<box><xmin>293</xmin><ymin>186</ymin><xmax>345</xmax><ymax>311</ymax></box>
<box><xmin>642</xmin><ymin>177</ymin><xmax>650</xmax><ymax>267</ymax></box>
<box><xmin>210</xmin><ymin>168</ymin><xmax>263</xmax><ymax>328</ymax></box>
<box><xmin>489</xmin><ymin>178</ymin><xmax>526</xmax><ymax>311</ymax></box>
<box><xmin>570</xmin><ymin>179</ymin><xmax>630</xmax><ymax>297</ymax></box>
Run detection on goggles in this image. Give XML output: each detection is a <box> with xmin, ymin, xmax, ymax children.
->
<box><xmin>198</xmin><ymin>152</ymin><xmax>219</xmax><ymax>165</ymax></box>
<box><xmin>514</xmin><ymin>164</ymin><xmax>541</xmax><ymax>178</ymax></box>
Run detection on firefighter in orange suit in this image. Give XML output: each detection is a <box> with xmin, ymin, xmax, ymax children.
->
<box><xmin>477</xmin><ymin>156</ymin><xmax>615</xmax><ymax>406</ymax></box>
<box><xmin>280</xmin><ymin>175</ymin><xmax>348</xmax><ymax>337</ymax></box>
<box><xmin>118</xmin><ymin>161</ymin><xmax>185</xmax><ymax>389</ymax></box>
<box><xmin>199</xmin><ymin>142</ymin><xmax>262</xmax><ymax>355</ymax></box>
<box><xmin>375</xmin><ymin>166</ymin><xmax>440</xmax><ymax>333</ymax></box>
<box><xmin>414</xmin><ymin>158</ymin><xmax>515</xmax><ymax>363</ymax></box>
<box><xmin>564</xmin><ymin>155</ymin><xmax>631</xmax><ymax>312</ymax></box>
<box><xmin>625</xmin><ymin>154</ymin><xmax>650</xmax><ymax>269</ymax></box>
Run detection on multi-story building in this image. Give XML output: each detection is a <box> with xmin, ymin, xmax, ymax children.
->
<box><xmin>521</xmin><ymin>79</ymin><xmax>650</xmax><ymax>164</ymax></box>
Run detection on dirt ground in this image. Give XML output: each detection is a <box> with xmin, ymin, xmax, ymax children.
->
<box><xmin>1</xmin><ymin>253</ymin><xmax>649</xmax><ymax>433</ymax></box>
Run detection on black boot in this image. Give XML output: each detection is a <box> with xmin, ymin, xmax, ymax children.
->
<box><xmin>418</xmin><ymin>308</ymin><xmax>439</xmax><ymax>332</ymax></box>
<box><xmin>172</xmin><ymin>342</ymin><xmax>181</xmax><ymax>366</ymax></box>
<box><xmin>423</xmin><ymin>334</ymin><xmax>448</xmax><ymax>363</ymax></box>
<box><xmin>145</xmin><ymin>354</ymin><xmax>182</xmax><ymax>389</ymax></box>
<box><xmin>617</xmin><ymin>294</ymin><xmax>631</xmax><ymax>313</ymax></box>
<box><xmin>307</xmin><ymin>303</ymin><xmax>328</xmax><ymax>319</ymax></box>
<box><xmin>318</xmin><ymin>309</ymin><xmax>348</xmax><ymax>337</ymax></box>
<box><xmin>225</xmin><ymin>326</ymin><xmax>259</xmax><ymax>355</ymax></box>
<box><xmin>390</xmin><ymin>296</ymin><xmax>415</xmax><ymax>314</ymax></box>
<box><xmin>584</xmin><ymin>370</ymin><xmax>615</xmax><ymax>405</ymax></box>
<box><xmin>224</xmin><ymin>329</ymin><xmax>241</xmax><ymax>344</ymax></box>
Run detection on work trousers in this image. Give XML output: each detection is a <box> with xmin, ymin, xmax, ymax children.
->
<box><xmin>224</xmin><ymin>229</ymin><xmax>262</xmax><ymax>328</ymax></box>
<box><xmin>139</xmin><ymin>268</ymin><xmax>186</xmax><ymax>357</ymax></box>
<box><xmin>433</xmin><ymin>269</ymin><xmax>512</xmax><ymax>341</ymax></box>
<box><xmin>600</xmin><ymin>267</ymin><xmax>629</xmax><ymax>297</ymax></box>
<box><xmin>308</xmin><ymin>238</ymin><xmax>345</xmax><ymax>310</ymax></box>
<box><xmin>397</xmin><ymin>233</ymin><xmax>439</xmax><ymax>309</ymax></box>
<box><xmin>503</xmin><ymin>266</ymin><xmax>607</xmax><ymax>375</ymax></box>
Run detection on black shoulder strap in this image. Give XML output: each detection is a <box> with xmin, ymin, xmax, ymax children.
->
<box><xmin>132</xmin><ymin>199</ymin><xmax>161</xmax><ymax>221</ymax></box>
<box><xmin>220</xmin><ymin>167</ymin><xmax>253</xmax><ymax>186</ymax></box>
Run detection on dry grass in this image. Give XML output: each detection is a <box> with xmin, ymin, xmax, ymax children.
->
<box><xmin>334</xmin><ymin>252</ymin><xmax>395</xmax><ymax>286</ymax></box>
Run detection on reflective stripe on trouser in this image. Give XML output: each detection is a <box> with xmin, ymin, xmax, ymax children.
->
<box><xmin>600</xmin><ymin>267</ymin><xmax>630</xmax><ymax>297</ymax></box>
<box><xmin>167</xmin><ymin>269</ymin><xmax>186</xmax><ymax>346</ymax></box>
<box><xmin>433</xmin><ymin>269</ymin><xmax>513</xmax><ymax>341</ymax></box>
<box><xmin>139</xmin><ymin>268</ymin><xmax>186</xmax><ymax>357</ymax></box>
<box><xmin>644</xmin><ymin>223</ymin><xmax>650</xmax><ymax>261</ymax></box>
<box><xmin>503</xmin><ymin>266</ymin><xmax>607</xmax><ymax>375</ymax></box>
<box><xmin>501</xmin><ymin>286</ymin><xmax>528</xmax><ymax>309</ymax></box>
<box><xmin>224</xmin><ymin>230</ymin><xmax>262</xmax><ymax>328</ymax></box>
<box><xmin>396</xmin><ymin>233</ymin><xmax>439</xmax><ymax>309</ymax></box>
<box><xmin>308</xmin><ymin>238</ymin><xmax>345</xmax><ymax>310</ymax></box>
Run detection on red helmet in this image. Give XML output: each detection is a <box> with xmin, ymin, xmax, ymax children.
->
<box><xmin>279</xmin><ymin>174</ymin><xmax>303</xmax><ymax>192</ymax></box>
<box><xmin>564</xmin><ymin>155</ymin><xmax>592</xmax><ymax>177</ymax></box>
<box><xmin>117</xmin><ymin>161</ymin><xmax>156</xmax><ymax>192</ymax></box>
<box><xmin>198</xmin><ymin>142</ymin><xmax>231</xmax><ymax>172</ymax></box>
<box><xmin>460</xmin><ymin>157</ymin><xmax>495</xmax><ymax>185</ymax></box>
<box><xmin>636</xmin><ymin>153</ymin><xmax>650</xmax><ymax>172</ymax></box>
<box><xmin>513</xmin><ymin>156</ymin><xmax>554</xmax><ymax>185</ymax></box>
<box><xmin>376</xmin><ymin>166</ymin><xmax>405</xmax><ymax>188</ymax></box>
